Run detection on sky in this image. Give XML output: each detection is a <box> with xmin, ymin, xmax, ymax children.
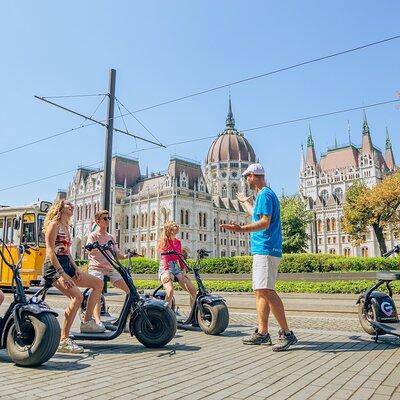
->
<box><xmin>1</xmin><ymin>1</ymin><xmax>399</xmax><ymax>205</ymax></box>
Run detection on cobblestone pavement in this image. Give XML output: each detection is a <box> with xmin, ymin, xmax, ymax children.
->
<box><xmin>1</xmin><ymin>296</ymin><xmax>400</xmax><ymax>399</ymax></box>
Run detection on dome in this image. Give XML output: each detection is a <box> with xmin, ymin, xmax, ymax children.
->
<box><xmin>206</xmin><ymin>98</ymin><xmax>256</xmax><ymax>164</ymax></box>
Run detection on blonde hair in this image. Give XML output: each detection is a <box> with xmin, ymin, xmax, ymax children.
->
<box><xmin>42</xmin><ymin>200</ymin><xmax>71</xmax><ymax>233</ymax></box>
<box><xmin>158</xmin><ymin>221</ymin><xmax>178</xmax><ymax>251</ymax></box>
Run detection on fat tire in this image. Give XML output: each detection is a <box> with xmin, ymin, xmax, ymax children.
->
<box><xmin>357</xmin><ymin>299</ymin><xmax>385</xmax><ymax>336</ymax></box>
<box><xmin>197</xmin><ymin>301</ymin><xmax>229</xmax><ymax>335</ymax></box>
<box><xmin>131</xmin><ymin>305</ymin><xmax>177</xmax><ymax>348</ymax></box>
<box><xmin>7</xmin><ymin>313</ymin><xmax>61</xmax><ymax>367</ymax></box>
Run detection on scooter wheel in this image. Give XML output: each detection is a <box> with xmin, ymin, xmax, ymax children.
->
<box><xmin>197</xmin><ymin>301</ymin><xmax>229</xmax><ymax>335</ymax></box>
<box><xmin>6</xmin><ymin>313</ymin><xmax>61</xmax><ymax>367</ymax></box>
<box><xmin>357</xmin><ymin>298</ymin><xmax>385</xmax><ymax>336</ymax></box>
<box><xmin>131</xmin><ymin>305</ymin><xmax>177</xmax><ymax>348</ymax></box>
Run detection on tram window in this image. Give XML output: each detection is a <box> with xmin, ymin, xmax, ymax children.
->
<box><xmin>22</xmin><ymin>213</ymin><xmax>36</xmax><ymax>245</ymax></box>
<box><xmin>37</xmin><ymin>214</ymin><xmax>46</xmax><ymax>246</ymax></box>
<box><xmin>0</xmin><ymin>219</ymin><xmax>3</xmax><ymax>241</ymax></box>
<box><xmin>5</xmin><ymin>218</ymin><xmax>15</xmax><ymax>243</ymax></box>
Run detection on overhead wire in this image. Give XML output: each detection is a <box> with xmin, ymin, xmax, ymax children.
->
<box><xmin>2</xmin><ymin>96</ymin><xmax>399</xmax><ymax>192</ymax></box>
<box><xmin>5</xmin><ymin>34</ymin><xmax>400</xmax><ymax>156</ymax></box>
<box><xmin>0</xmin><ymin>95</ymin><xmax>107</xmax><ymax>156</ymax></box>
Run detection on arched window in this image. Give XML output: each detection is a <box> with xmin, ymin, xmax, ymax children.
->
<box><xmin>333</xmin><ymin>187</ymin><xmax>343</xmax><ymax>205</ymax></box>
<box><xmin>198</xmin><ymin>212</ymin><xmax>202</xmax><ymax>228</ymax></box>
<box><xmin>161</xmin><ymin>208</ymin><xmax>167</xmax><ymax>224</ymax></box>
<box><xmin>141</xmin><ymin>213</ymin><xmax>145</xmax><ymax>228</ymax></box>
<box><xmin>203</xmin><ymin>213</ymin><xmax>207</xmax><ymax>228</ymax></box>
<box><xmin>144</xmin><ymin>213</ymin><xmax>148</xmax><ymax>227</ymax></box>
<box><xmin>331</xmin><ymin>218</ymin><xmax>336</xmax><ymax>231</ymax></box>
<box><xmin>185</xmin><ymin>210</ymin><xmax>189</xmax><ymax>225</ymax></box>
<box><xmin>317</xmin><ymin>219</ymin><xmax>322</xmax><ymax>233</ymax></box>
<box><xmin>181</xmin><ymin>175</ymin><xmax>187</xmax><ymax>188</ymax></box>
<box><xmin>361</xmin><ymin>247</ymin><xmax>369</xmax><ymax>257</ymax></box>
<box><xmin>221</xmin><ymin>184</ymin><xmax>227</xmax><ymax>198</ymax></box>
<box><xmin>329</xmin><ymin>248</ymin><xmax>336</xmax><ymax>254</ymax></box>
<box><xmin>132</xmin><ymin>215</ymin><xmax>136</xmax><ymax>228</ymax></box>
<box><xmin>344</xmin><ymin>248</ymin><xmax>351</xmax><ymax>257</ymax></box>
<box><xmin>231</xmin><ymin>183</ymin><xmax>238</xmax><ymax>198</ymax></box>
<box><xmin>180</xmin><ymin>209</ymin><xmax>184</xmax><ymax>225</ymax></box>
<box><xmin>320</xmin><ymin>190</ymin><xmax>329</xmax><ymax>207</ymax></box>
<box><xmin>326</xmin><ymin>218</ymin><xmax>331</xmax><ymax>232</ymax></box>
<box><xmin>151</xmin><ymin>211</ymin><xmax>156</xmax><ymax>226</ymax></box>
<box><xmin>141</xmin><ymin>247</ymin><xmax>146</xmax><ymax>257</ymax></box>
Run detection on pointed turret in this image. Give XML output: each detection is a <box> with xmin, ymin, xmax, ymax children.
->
<box><xmin>385</xmin><ymin>127</ymin><xmax>396</xmax><ymax>171</ymax></box>
<box><xmin>361</xmin><ymin>111</ymin><xmax>374</xmax><ymax>154</ymax></box>
<box><xmin>306</xmin><ymin>126</ymin><xmax>318</xmax><ymax>165</ymax></box>
<box><xmin>225</xmin><ymin>95</ymin><xmax>235</xmax><ymax>129</ymax></box>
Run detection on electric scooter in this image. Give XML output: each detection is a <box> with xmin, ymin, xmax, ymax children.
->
<box><xmin>152</xmin><ymin>249</ymin><xmax>229</xmax><ymax>335</ymax></box>
<box><xmin>357</xmin><ymin>244</ymin><xmax>400</xmax><ymax>342</ymax></box>
<box><xmin>38</xmin><ymin>241</ymin><xmax>177</xmax><ymax>348</ymax></box>
<box><xmin>0</xmin><ymin>239</ymin><xmax>60</xmax><ymax>366</ymax></box>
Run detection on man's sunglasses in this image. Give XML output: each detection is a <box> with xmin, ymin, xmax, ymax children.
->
<box><xmin>102</xmin><ymin>216</ymin><xmax>111</xmax><ymax>221</ymax></box>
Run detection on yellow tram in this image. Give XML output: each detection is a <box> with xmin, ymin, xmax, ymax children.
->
<box><xmin>0</xmin><ymin>201</ymin><xmax>51</xmax><ymax>288</ymax></box>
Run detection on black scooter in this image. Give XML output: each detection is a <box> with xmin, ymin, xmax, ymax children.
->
<box><xmin>0</xmin><ymin>240</ymin><xmax>60</xmax><ymax>366</ymax></box>
<box><xmin>152</xmin><ymin>249</ymin><xmax>229</xmax><ymax>335</ymax></box>
<box><xmin>69</xmin><ymin>241</ymin><xmax>176</xmax><ymax>347</ymax></box>
<box><xmin>357</xmin><ymin>244</ymin><xmax>400</xmax><ymax>342</ymax></box>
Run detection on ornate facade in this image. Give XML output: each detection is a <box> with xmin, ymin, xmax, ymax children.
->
<box><xmin>299</xmin><ymin>115</ymin><xmax>397</xmax><ymax>257</ymax></box>
<box><xmin>66</xmin><ymin>99</ymin><xmax>257</xmax><ymax>259</ymax></box>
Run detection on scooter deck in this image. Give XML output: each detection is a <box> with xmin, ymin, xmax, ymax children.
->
<box><xmin>372</xmin><ymin>321</ymin><xmax>400</xmax><ymax>336</ymax></box>
<box><xmin>70</xmin><ymin>331</ymin><xmax>116</xmax><ymax>341</ymax></box>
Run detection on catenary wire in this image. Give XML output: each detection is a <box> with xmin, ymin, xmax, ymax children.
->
<box><xmin>1</xmin><ymin>97</ymin><xmax>398</xmax><ymax>192</ymax></box>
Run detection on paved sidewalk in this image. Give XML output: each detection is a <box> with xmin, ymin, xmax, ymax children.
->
<box><xmin>1</xmin><ymin>321</ymin><xmax>399</xmax><ymax>400</ymax></box>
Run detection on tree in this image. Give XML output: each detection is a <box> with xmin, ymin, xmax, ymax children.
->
<box><xmin>342</xmin><ymin>172</ymin><xmax>400</xmax><ymax>255</ymax></box>
<box><xmin>280</xmin><ymin>195</ymin><xmax>312</xmax><ymax>253</ymax></box>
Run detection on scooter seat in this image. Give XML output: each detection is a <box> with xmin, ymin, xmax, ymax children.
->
<box><xmin>377</xmin><ymin>271</ymin><xmax>400</xmax><ymax>281</ymax></box>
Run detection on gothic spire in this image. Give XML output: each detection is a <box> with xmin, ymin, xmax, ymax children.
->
<box><xmin>225</xmin><ymin>95</ymin><xmax>235</xmax><ymax>129</ymax></box>
<box><xmin>385</xmin><ymin>127</ymin><xmax>396</xmax><ymax>171</ymax></box>
<box><xmin>307</xmin><ymin>124</ymin><xmax>314</xmax><ymax>147</ymax></box>
<box><xmin>386</xmin><ymin>127</ymin><xmax>392</xmax><ymax>149</ymax></box>
<box><xmin>362</xmin><ymin>110</ymin><xmax>370</xmax><ymax>136</ymax></box>
<box><xmin>361</xmin><ymin>111</ymin><xmax>373</xmax><ymax>154</ymax></box>
<box><xmin>306</xmin><ymin>125</ymin><xmax>318</xmax><ymax>165</ymax></box>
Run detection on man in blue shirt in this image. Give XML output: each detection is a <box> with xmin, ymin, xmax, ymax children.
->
<box><xmin>221</xmin><ymin>163</ymin><xmax>297</xmax><ymax>351</ymax></box>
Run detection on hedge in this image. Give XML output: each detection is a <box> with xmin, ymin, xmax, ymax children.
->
<box><xmin>76</xmin><ymin>254</ymin><xmax>400</xmax><ymax>274</ymax></box>
<box><xmin>115</xmin><ymin>253</ymin><xmax>400</xmax><ymax>274</ymax></box>
<box><xmin>132</xmin><ymin>279</ymin><xmax>400</xmax><ymax>294</ymax></box>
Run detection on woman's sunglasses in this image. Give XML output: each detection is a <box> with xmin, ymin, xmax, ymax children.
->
<box><xmin>102</xmin><ymin>216</ymin><xmax>111</xmax><ymax>221</ymax></box>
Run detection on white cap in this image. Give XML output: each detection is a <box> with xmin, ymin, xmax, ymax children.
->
<box><xmin>242</xmin><ymin>163</ymin><xmax>265</xmax><ymax>177</ymax></box>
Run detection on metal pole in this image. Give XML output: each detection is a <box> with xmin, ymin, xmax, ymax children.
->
<box><xmin>102</xmin><ymin>68</ymin><xmax>116</xmax><ymax>214</ymax></box>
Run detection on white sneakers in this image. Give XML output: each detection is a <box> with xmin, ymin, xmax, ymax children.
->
<box><xmin>58</xmin><ymin>338</ymin><xmax>84</xmax><ymax>354</ymax></box>
<box><xmin>80</xmin><ymin>319</ymin><xmax>106</xmax><ymax>333</ymax></box>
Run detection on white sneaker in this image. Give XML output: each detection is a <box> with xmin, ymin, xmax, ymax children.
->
<box><xmin>58</xmin><ymin>338</ymin><xmax>84</xmax><ymax>354</ymax></box>
<box><xmin>97</xmin><ymin>321</ymin><xmax>106</xmax><ymax>330</ymax></box>
<box><xmin>80</xmin><ymin>319</ymin><xmax>106</xmax><ymax>333</ymax></box>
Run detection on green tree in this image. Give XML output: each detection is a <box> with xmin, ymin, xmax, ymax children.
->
<box><xmin>343</xmin><ymin>172</ymin><xmax>400</xmax><ymax>255</ymax></box>
<box><xmin>280</xmin><ymin>195</ymin><xmax>312</xmax><ymax>253</ymax></box>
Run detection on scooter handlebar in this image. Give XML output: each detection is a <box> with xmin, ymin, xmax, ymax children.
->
<box><xmin>383</xmin><ymin>244</ymin><xmax>400</xmax><ymax>258</ymax></box>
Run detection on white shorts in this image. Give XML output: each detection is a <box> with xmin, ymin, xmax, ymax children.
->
<box><xmin>252</xmin><ymin>255</ymin><xmax>281</xmax><ymax>290</ymax></box>
<box><xmin>88</xmin><ymin>267</ymin><xmax>123</xmax><ymax>284</ymax></box>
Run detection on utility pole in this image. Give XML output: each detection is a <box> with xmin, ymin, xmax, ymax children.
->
<box><xmin>102</xmin><ymin>68</ymin><xmax>116</xmax><ymax>213</ymax></box>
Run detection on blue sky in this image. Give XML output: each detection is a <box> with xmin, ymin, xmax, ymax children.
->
<box><xmin>1</xmin><ymin>1</ymin><xmax>399</xmax><ymax>205</ymax></box>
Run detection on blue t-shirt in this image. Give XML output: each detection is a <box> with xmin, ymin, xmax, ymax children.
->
<box><xmin>250</xmin><ymin>186</ymin><xmax>282</xmax><ymax>257</ymax></box>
